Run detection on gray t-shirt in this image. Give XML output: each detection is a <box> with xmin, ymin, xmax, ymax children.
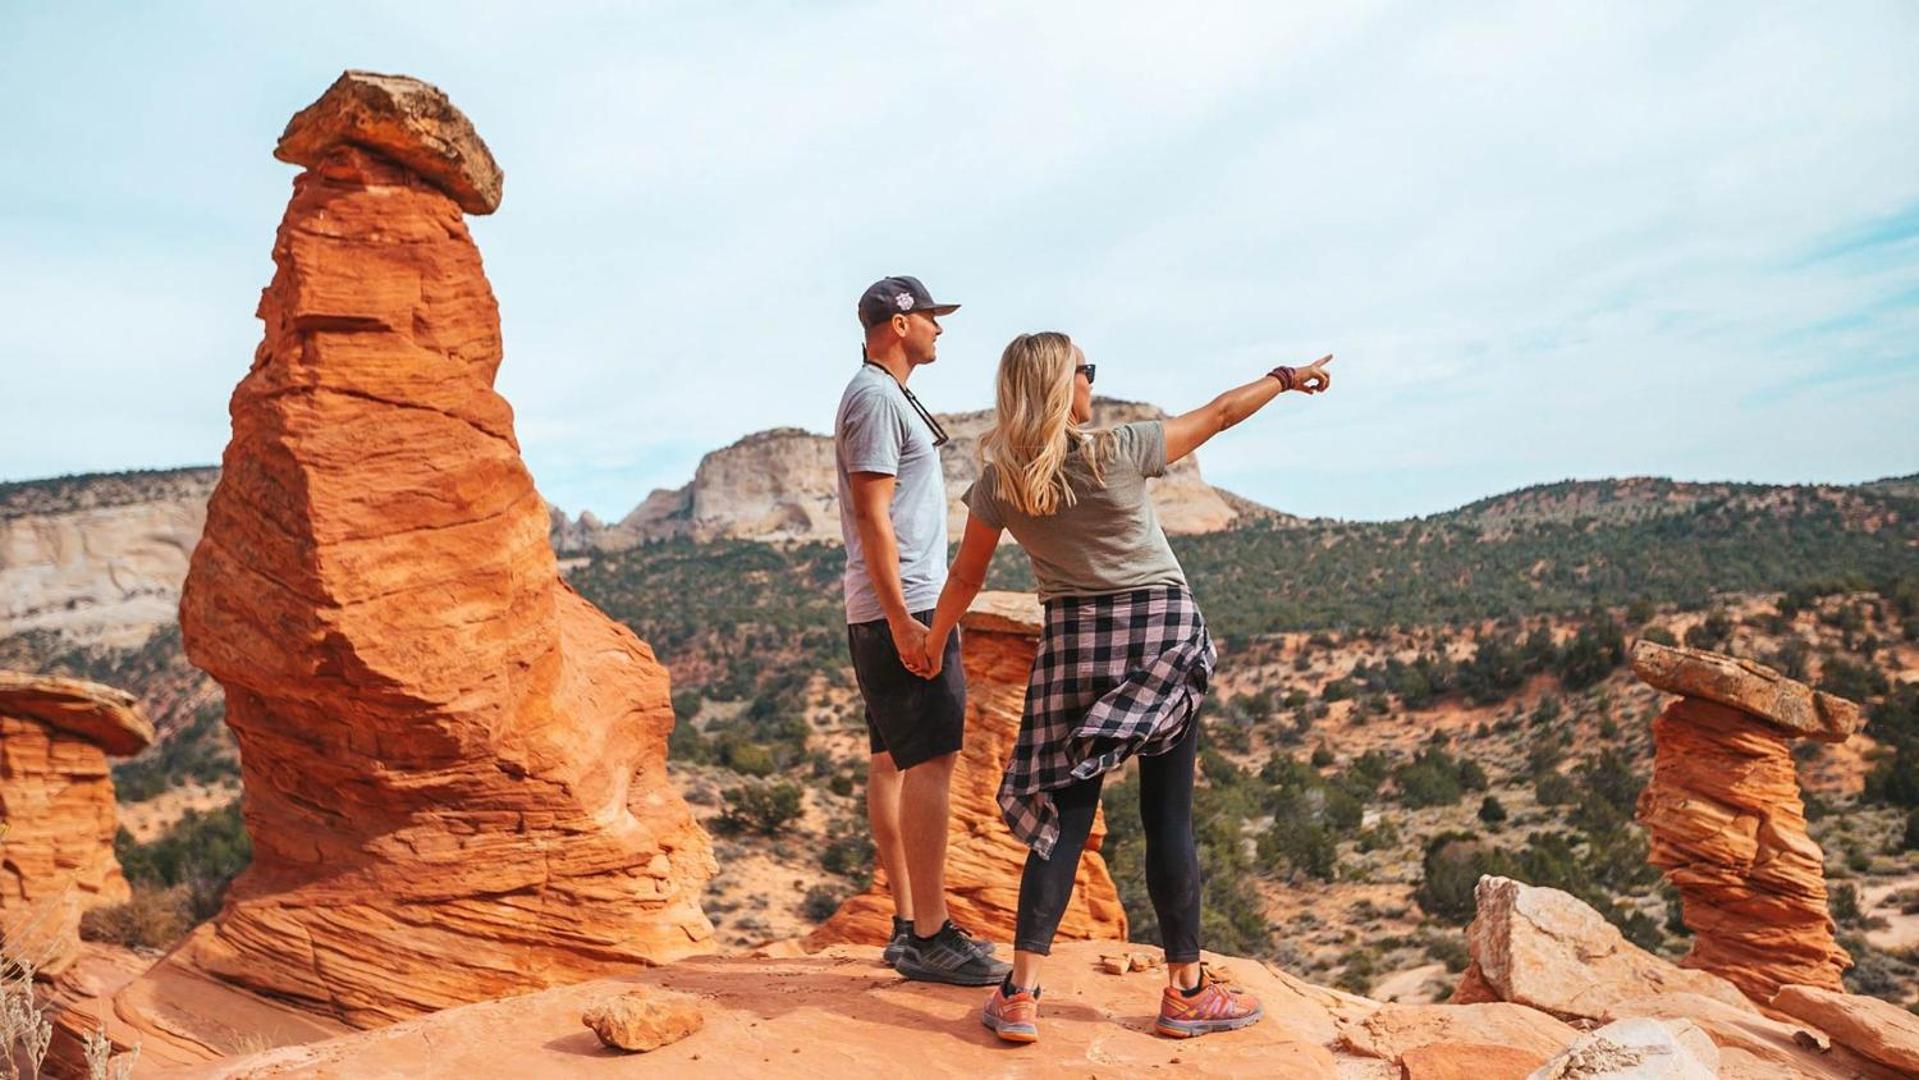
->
<box><xmin>963</xmin><ymin>420</ymin><xmax>1187</xmax><ymax>602</ymax></box>
<box><xmin>835</xmin><ymin>364</ymin><xmax>949</xmax><ymax>624</ymax></box>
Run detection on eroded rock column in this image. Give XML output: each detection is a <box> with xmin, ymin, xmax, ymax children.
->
<box><xmin>0</xmin><ymin>672</ymin><xmax>153</xmax><ymax>976</ymax></box>
<box><xmin>810</xmin><ymin>591</ymin><xmax>1127</xmax><ymax>947</ymax></box>
<box><xmin>67</xmin><ymin>72</ymin><xmax>715</xmax><ymax>1066</ymax></box>
<box><xmin>1631</xmin><ymin>640</ymin><xmax>1860</xmax><ymax>1002</ymax></box>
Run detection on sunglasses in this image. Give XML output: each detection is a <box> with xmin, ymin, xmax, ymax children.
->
<box><xmin>897</xmin><ymin>380</ymin><xmax>950</xmax><ymax>447</ymax></box>
<box><xmin>1076</xmin><ymin>363</ymin><xmax>1097</xmax><ymax>385</ymax></box>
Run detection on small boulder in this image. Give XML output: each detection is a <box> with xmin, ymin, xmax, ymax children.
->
<box><xmin>1526</xmin><ymin>1018</ymin><xmax>1717</xmax><ymax>1079</ymax></box>
<box><xmin>1338</xmin><ymin>1001</ymin><xmax>1578</xmax><ymax>1063</ymax></box>
<box><xmin>581</xmin><ymin>988</ymin><xmax>704</xmax><ymax>1053</ymax></box>
<box><xmin>1628</xmin><ymin>639</ymin><xmax>1860</xmax><ymax>741</ymax></box>
<box><xmin>1464</xmin><ymin>877</ymin><xmax>1750</xmax><ymax>1022</ymax></box>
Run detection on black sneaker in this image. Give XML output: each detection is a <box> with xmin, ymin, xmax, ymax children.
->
<box><xmin>883</xmin><ymin>918</ymin><xmax>912</xmax><ymax>966</ymax></box>
<box><xmin>894</xmin><ymin>922</ymin><xmax>1012</xmax><ymax>987</ymax></box>
<box><xmin>884</xmin><ymin>917</ymin><xmax>996</xmax><ymax>966</ymax></box>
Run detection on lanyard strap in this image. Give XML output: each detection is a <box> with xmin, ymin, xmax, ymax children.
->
<box><xmin>862</xmin><ymin>360</ymin><xmax>950</xmax><ymax>447</ymax></box>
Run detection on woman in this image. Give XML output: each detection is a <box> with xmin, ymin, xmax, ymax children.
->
<box><xmin>917</xmin><ymin>332</ymin><xmax>1332</xmax><ymax>1044</ymax></box>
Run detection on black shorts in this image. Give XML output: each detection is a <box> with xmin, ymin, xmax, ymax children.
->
<box><xmin>847</xmin><ymin>610</ymin><xmax>965</xmax><ymax>770</ymax></box>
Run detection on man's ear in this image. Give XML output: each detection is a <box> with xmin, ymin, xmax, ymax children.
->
<box><xmin>890</xmin><ymin>313</ymin><xmax>911</xmax><ymax>338</ymax></box>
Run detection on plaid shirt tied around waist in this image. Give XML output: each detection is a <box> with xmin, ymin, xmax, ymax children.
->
<box><xmin>998</xmin><ymin>584</ymin><xmax>1216</xmax><ymax>858</ymax></box>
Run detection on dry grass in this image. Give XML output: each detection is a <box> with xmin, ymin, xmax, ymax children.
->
<box><xmin>2</xmin><ymin>824</ymin><xmax>142</xmax><ymax>1079</ymax></box>
<box><xmin>77</xmin><ymin>885</ymin><xmax>189</xmax><ymax>952</ymax></box>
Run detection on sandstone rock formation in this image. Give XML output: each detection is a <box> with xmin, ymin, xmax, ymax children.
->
<box><xmin>808</xmin><ymin>591</ymin><xmax>1126</xmax><ymax>948</ymax></box>
<box><xmin>0</xmin><ymin>672</ymin><xmax>153</xmax><ymax>974</ymax></box>
<box><xmin>1630</xmin><ymin>640</ymin><xmax>1854</xmax><ymax>1001</ymax></box>
<box><xmin>1453</xmin><ymin>877</ymin><xmax>1752</xmax><ymax>1021</ymax></box>
<box><xmin>553</xmin><ymin>400</ymin><xmax>1288</xmax><ymax>551</ymax></box>
<box><xmin>63</xmin><ymin>71</ymin><xmax>712</xmax><ymax>1068</ymax></box>
<box><xmin>0</xmin><ymin>469</ymin><xmax>214</xmax><ymax>648</ymax></box>
<box><xmin>1455</xmin><ymin>878</ymin><xmax>1907</xmax><ymax>1080</ymax></box>
<box><xmin>1770</xmin><ymin>983</ymin><xmax>1919</xmax><ymax>1077</ymax></box>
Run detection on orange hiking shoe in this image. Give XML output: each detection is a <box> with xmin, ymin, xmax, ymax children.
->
<box><xmin>981</xmin><ymin>982</ymin><xmax>1040</xmax><ymax>1043</ymax></box>
<box><xmin>1154</xmin><ymin>965</ymin><xmax>1263</xmax><ymax>1039</ymax></box>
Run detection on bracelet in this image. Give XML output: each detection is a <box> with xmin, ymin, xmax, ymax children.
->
<box><xmin>1268</xmin><ymin>366</ymin><xmax>1297</xmax><ymax>391</ymax></box>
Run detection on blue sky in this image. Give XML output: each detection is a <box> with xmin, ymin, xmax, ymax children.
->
<box><xmin>3</xmin><ymin>2</ymin><xmax>1915</xmax><ymax>522</ymax></box>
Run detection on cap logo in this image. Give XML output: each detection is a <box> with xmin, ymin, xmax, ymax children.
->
<box><xmin>894</xmin><ymin>293</ymin><xmax>914</xmax><ymax>311</ymax></box>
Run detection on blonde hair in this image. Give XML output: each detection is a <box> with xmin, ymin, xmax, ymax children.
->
<box><xmin>979</xmin><ymin>332</ymin><xmax>1113</xmax><ymax>517</ymax></box>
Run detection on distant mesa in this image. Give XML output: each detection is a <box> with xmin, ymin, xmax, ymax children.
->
<box><xmin>0</xmin><ymin>671</ymin><xmax>154</xmax><ymax>976</ymax></box>
<box><xmin>550</xmin><ymin>399</ymin><xmax>1297</xmax><ymax>551</ymax></box>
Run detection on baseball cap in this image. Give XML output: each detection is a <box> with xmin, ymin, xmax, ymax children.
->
<box><xmin>857</xmin><ymin>275</ymin><xmax>961</xmax><ymax>329</ymax></box>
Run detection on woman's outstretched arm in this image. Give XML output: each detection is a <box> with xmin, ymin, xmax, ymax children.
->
<box><xmin>1163</xmin><ymin>354</ymin><xmax>1333</xmax><ymax>466</ymax></box>
<box><xmin>919</xmin><ymin>513</ymin><xmax>1003</xmax><ymax>678</ymax></box>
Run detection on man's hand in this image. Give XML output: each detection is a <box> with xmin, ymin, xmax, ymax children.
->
<box><xmin>920</xmin><ymin>632</ymin><xmax>949</xmax><ymax>680</ymax></box>
<box><xmin>892</xmin><ymin>616</ymin><xmax>931</xmax><ymax>677</ymax></box>
<box><xmin>1293</xmin><ymin>354</ymin><xmax>1334</xmax><ymax>393</ymax></box>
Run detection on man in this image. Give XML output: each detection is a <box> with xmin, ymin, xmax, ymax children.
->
<box><xmin>835</xmin><ymin>275</ymin><xmax>1009</xmax><ymax>987</ymax></box>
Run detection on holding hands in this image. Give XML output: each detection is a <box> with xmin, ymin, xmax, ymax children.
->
<box><xmin>892</xmin><ymin>615</ymin><xmax>932</xmax><ymax>677</ymax></box>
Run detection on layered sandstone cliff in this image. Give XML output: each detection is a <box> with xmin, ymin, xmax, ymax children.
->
<box><xmin>0</xmin><ymin>469</ymin><xmax>215</xmax><ymax>648</ymax></box>
<box><xmin>64</xmin><ymin>71</ymin><xmax>714</xmax><ymax>1068</ymax></box>
<box><xmin>1630</xmin><ymin>640</ymin><xmax>1861</xmax><ymax>1003</ymax></box>
<box><xmin>808</xmin><ymin>591</ymin><xmax>1127</xmax><ymax>948</ymax></box>
<box><xmin>0</xmin><ymin>672</ymin><xmax>153</xmax><ymax>975</ymax></box>
<box><xmin>556</xmin><ymin>400</ymin><xmax>1286</xmax><ymax>550</ymax></box>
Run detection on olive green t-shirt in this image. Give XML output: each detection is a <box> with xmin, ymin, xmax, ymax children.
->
<box><xmin>962</xmin><ymin>420</ymin><xmax>1188</xmax><ymax>602</ymax></box>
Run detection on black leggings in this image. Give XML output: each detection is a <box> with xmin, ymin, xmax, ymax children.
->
<box><xmin>1013</xmin><ymin>720</ymin><xmax>1202</xmax><ymax>963</ymax></box>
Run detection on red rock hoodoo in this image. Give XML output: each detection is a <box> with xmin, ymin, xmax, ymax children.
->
<box><xmin>0</xmin><ymin>672</ymin><xmax>153</xmax><ymax>975</ymax></box>
<box><xmin>809</xmin><ymin>591</ymin><xmax>1127</xmax><ymax>948</ymax></box>
<box><xmin>1630</xmin><ymin>640</ymin><xmax>1860</xmax><ymax>1003</ymax></box>
<box><xmin>68</xmin><ymin>72</ymin><xmax>714</xmax><ymax>1066</ymax></box>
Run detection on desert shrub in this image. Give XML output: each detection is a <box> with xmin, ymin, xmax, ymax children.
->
<box><xmin>1478</xmin><ymin>795</ymin><xmax>1508</xmax><ymax>825</ymax></box>
<box><xmin>1830</xmin><ymin>883</ymin><xmax>1863</xmax><ymax>926</ymax></box>
<box><xmin>1335</xmin><ymin>948</ymin><xmax>1377</xmax><ymax>994</ymax></box>
<box><xmin>1819</xmin><ymin>657</ymin><xmax>1889</xmax><ymax>703</ymax></box>
<box><xmin>1260</xmin><ymin>816</ymin><xmax>1337</xmax><ymax>881</ymax></box>
<box><xmin>79</xmin><ymin>882</ymin><xmax>190</xmax><ymax>949</ymax></box>
<box><xmin>1414</xmin><ymin>834</ymin><xmax>1507</xmax><ymax>924</ymax></box>
<box><xmin>820</xmin><ymin>830</ymin><xmax>875</xmax><ymax>882</ymax></box>
<box><xmin>1558</xmin><ymin>616</ymin><xmax>1626</xmax><ymax>691</ymax></box>
<box><xmin>718</xmin><ymin>781</ymin><xmax>804</xmax><ymax>835</ymax></box>
<box><xmin>1684</xmin><ymin>611</ymin><xmax>1732</xmax><ymax>651</ymax></box>
<box><xmin>1392</xmin><ymin>747</ymin><xmax>1473</xmax><ymax>809</ymax></box>
<box><xmin>1534</xmin><ymin>771</ymin><xmax>1578</xmax><ymax>806</ymax></box>
<box><xmin>1903</xmin><ymin>808</ymin><xmax>1919</xmax><ymax>853</ymax></box>
<box><xmin>1638</xmin><ymin>626</ymin><xmax>1677</xmax><ymax>647</ymax></box>
<box><xmin>718</xmin><ymin>738</ymin><xmax>776</xmax><ymax>777</ymax></box>
<box><xmin>110</xmin><ymin>703</ymin><xmax>237</xmax><ymax>802</ymax></box>
<box><xmin>801</xmin><ymin>884</ymin><xmax>843</xmax><ymax>922</ymax></box>
<box><xmin>115</xmin><ymin>801</ymin><xmax>251</xmax><ymax>922</ymax></box>
<box><xmin>1421</xmin><ymin>930</ymin><xmax>1471</xmax><ymax>973</ymax></box>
